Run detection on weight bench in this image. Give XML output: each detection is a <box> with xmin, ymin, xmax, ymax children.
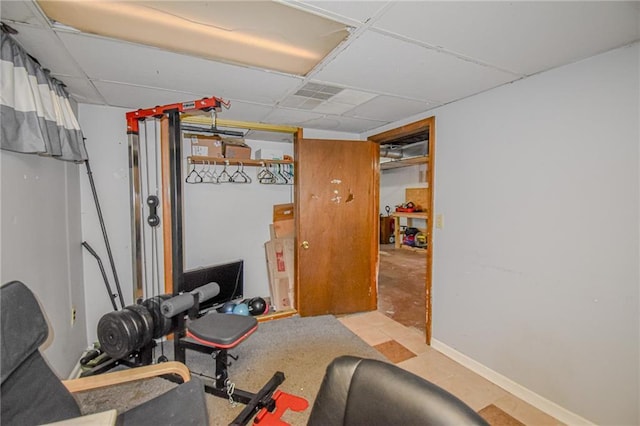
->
<box><xmin>161</xmin><ymin>287</ymin><xmax>289</xmax><ymax>426</ymax></box>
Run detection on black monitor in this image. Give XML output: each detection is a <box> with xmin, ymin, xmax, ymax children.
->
<box><xmin>182</xmin><ymin>260</ymin><xmax>244</xmax><ymax>311</ymax></box>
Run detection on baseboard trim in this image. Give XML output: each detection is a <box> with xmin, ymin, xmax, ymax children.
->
<box><xmin>430</xmin><ymin>338</ymin><xmax>594</xmax><ymax>426</ymax></box>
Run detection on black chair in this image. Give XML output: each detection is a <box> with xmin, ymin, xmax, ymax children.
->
<box><xmin>0</xmin><ymin>281</ymin><xmax>209</xmax><ymax>426</ymax></box>
<box><xmin>308</xmin><ymin>355</ymin><xmax>489</xmax><ymax>426</ymax></box>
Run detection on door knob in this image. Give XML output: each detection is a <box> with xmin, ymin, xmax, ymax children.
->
<box><xmin>301</xmin><ymin>241</ymin><xmax>310</xmax><ymax>249</ymax></box>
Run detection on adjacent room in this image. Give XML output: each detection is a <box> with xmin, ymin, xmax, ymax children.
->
<box><xmin>1</xmin><ymin>2</ymin><xmax>638</xmax><ymax>425</ymax></box>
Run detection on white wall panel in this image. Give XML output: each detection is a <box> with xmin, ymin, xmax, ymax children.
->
<box><xmin>428</xmin><ymin>44</ymin><xmax>639</xmax><ymax>425</ymax></box>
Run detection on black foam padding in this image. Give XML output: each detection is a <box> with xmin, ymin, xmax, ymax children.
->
<box><xmin>161</xmin><ymin>293</ymin><xmax>194</xmax><ymax>318</ymax></box>
<box><xmin>191</xmin><ymin>282</ymin><xmax>220</xmax><ymax>303</ymax></box>
<box><xmin>187</xmin><ymin>313</ymin><xmax>257</xmax><ymax>347</ymax></box>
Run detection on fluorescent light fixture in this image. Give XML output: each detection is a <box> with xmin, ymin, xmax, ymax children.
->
<box><xmin>37</xmin><ymin>1</ymin><xmax>350</xmax><ymax>75</ymax></box>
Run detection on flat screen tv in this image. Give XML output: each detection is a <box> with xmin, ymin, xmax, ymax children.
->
<box><xmin>182</xmin><ymin>260</ymin><xmax>244</xmax><ymax>312</ymax></box>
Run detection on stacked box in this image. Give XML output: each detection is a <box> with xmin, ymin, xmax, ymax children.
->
<box><xmin>188</xmin><ymin>135</ymin><xmax>223</xmax><ymax>157</ymax></box>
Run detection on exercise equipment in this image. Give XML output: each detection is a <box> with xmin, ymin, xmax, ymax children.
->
<box><xmin>125</xmin><ymin>98</ymin><xmax>294</xmax><ymax>425</ymax></box>
<box><xmin>81</xmin><ymin>242</ymin><xmax>119</xmax><ymax>311</ymax></box>
<box><xmin>160</xmin><ymin>289</ymin><xmax>288</xmax><ymax>425</ymax></box>
<box><xmin>219</xmin><ymin>301</ymin><xmax>237</xmax><ymax>313</ymax></box>
<box><xmin>96</xmin><ymin>284</ymin><xmax>220</xmax><ymax>362</ymax></box>
<box><xmin>218</xmin><ymin>302</ymin><xmax>236</xmax><ymax>314</ymax></box>
<box><xmin>232</xmin><ymin>303</ymin><xmax>249</xmax><ymax>316</ymax></box>
<box><xmin>83</xmin><ymin>160</ymin><xmax>125</xmax><ymax>310</ymax></box>
<box><xmin>247</xmin><ymin>297</ymin><xmax>268</xmax><ymax>316</ymax></box>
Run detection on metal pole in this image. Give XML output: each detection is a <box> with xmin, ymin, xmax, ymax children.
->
<box><xmin>84</xmin><ymin>159</ymin><xmax>125</xmax><ymax>309</ymax></box>
<box><xmin>82</xmin><ymin>241</ymin><xmax>118</xmax><ymax>311</ymax></box>
<box><xmin>127</xmin><ymin>131</ymin><xmax>144</xmax><ymax>302</ymax></box>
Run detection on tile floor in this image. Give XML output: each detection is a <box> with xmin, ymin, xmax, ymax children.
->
<box><xmin>338</xmin><ymin>310</ymin><xmax>564</xmax><ymax>426</ymax></box>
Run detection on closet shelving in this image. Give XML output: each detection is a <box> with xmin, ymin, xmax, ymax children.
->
<box><xmin>188</xmin><ymin>156</ymin><xmax>293</xmax><ymax>166</ymax></box>
<box><xmin>380</xmin><ymin>155</ymin><xmax>428</xmax><ymax>170</ymax></box>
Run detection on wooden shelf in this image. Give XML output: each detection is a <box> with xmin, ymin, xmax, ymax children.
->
<box><xmin>188</xmin><ymin>156</ymin><xmax>293</xmax><ymax>166</ymax></box>
<box><xmin>391</xmin><ymin>211</ymin><xmax>428</xmax><ymax>220</ymax></box>
<box><xmin>380</xmin><ymin>155</ymin><xmax>428</xmax><ymax>170</ymax></box>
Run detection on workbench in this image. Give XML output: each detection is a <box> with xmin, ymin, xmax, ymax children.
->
<box><xmin>391</xmin><ymin>211</ymin><xmax>428</xmax><ymax>250</ymax></box>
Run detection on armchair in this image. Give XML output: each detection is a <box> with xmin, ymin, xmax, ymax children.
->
<box><xmin>308</xmin><ymin>355</ymin><xmax>489</xmax><ymax>426</ymax></box>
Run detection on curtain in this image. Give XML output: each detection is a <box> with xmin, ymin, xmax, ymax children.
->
<box><xmin>0</xmin><ymin>30</ymin><xmax>87</xmax><ymax>162</ymax></box>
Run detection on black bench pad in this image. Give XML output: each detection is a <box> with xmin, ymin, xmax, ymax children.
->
<box><xmin>187</xmin><ymin>313</ymin><xmax>257</xmax><ymax>348</ymax></box>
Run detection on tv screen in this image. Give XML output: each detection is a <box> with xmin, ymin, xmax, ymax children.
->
<box><xmin>182</xmin><ymin>260</ymin><xmax>244</xmax><ymax>311</ymax></box>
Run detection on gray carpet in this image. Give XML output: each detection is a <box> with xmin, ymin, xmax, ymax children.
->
<box><xmin>76</xmin><ymin>314</ymin><xmax>386</xmax><ymax>425</ymax></box>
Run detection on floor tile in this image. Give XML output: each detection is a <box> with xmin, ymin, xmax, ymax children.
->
<box><xmin>478</xmin><ymin>404</ymin><xmax>525</xmax><ymax>426</ymax></box>
<box><xmin>493</xmin><ymin>394</ymin><xmax>564</xmax><ymax>426</ymax></box>
<box><xmin>347</xmin><ymin>325</ymin><xmax>392</xmax><ymax>346</ymax></box>
<box><xmin>373</xmin><ymin>340</ymin><xmax>416</xmax><ymax>363</ymax></box>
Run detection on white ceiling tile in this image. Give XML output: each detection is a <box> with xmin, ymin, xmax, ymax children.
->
<box><xmin>50</xmin><ymin>75</ymin><xmax>105</xmax><ymax>105</ymax></box>
<box><xmin>374</xmin><ymin>2</ymin><xmax>640</xmax><ymax>75</ymax></box>
<box><xmin>314</xmin><ymin>31</ymin><xmax>519</xmax><ymax>104</ymax></box>
<box><xmin>279</xmin><ymin>95</ymin><xmax>308</xmax><ymax>109</ymax></box>
<box><xmin>288</xmin><ymin>1</ymin><xmax>390</xmax><ymax>24</ymax></box>
<box><xmin>343</xmin><ymin>96</ymin><xmax>435</xmax><ymax>122</ymax></box>
<box><xmin>303</xmin><ymin>115</ymin><xmax>386</xmax><ymax>133</ymax></box>
<box><xmin>92</xmin><ymin>81</ymin><xmax>202</xmax><ymax>110</ymax></box>
<box><xmin>9</xmin><ymin>24</ymin><xmax>86</xmax><ymax>77</ymax></box>
<box><xmin>56</xmin><ymin>32</ymin><xmax>303</xmax><ymax>105</ymax></box>
<box><xmin>263</xmin><ymin>108</ymin><xmax>325</xmax><ymax>126</ymax></box>
<box><xmin>329</xmin><ymin>89</ymin><xmax>377</xmax><ymax>105</ymax></box>
<box><xmin>215</xmin><ymin>101</ymin><xmax>274</xmax><ymax>123</ymax></box>
<box><xmin>312</xmin><ymin>101</ymin><xmax>355</xmax><ymax>115</ymax></box>
<box><xmin>1</xmin><ymin>1</ymin><xmax>49</xmax><ymax>27</ymax></box>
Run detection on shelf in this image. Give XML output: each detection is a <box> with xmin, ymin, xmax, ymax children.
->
<box><xmin>391</xmin><ymin>211</ymin><xmax>428</xmax><ymax>220</ymax></box>
<box><xmin>188</xmin><ymin>156</ymin><xmax>293</xmax><ymax>166</ymax></box>
<box><xmin>380</xmin><ymin>155</ymin><xmax>428</xmax><ymax>170</ymax></box>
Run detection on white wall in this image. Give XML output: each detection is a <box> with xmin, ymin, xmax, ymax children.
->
<box><xmin>78</xmin><ymin>104</ymin><xmax>301</xmax><ymax>342</ymax></box>
<box><xmin>380</xmin><ymin>165</ymin><xmax>426</xmax><ymax>215</ymax></box>
<box><xmin>183</xmin><ymin>139</ymin><xmax>294</xmax><ymax>299</ymax></box>
<box><xmin>424</xmin><ymin>44</ymin><xmax>638</xmax><ymax>424</ymax></box>
<box><xmin>1</xmin><ymin>150</ymin><xmax>88</xmax><ymax>377</ymax></box>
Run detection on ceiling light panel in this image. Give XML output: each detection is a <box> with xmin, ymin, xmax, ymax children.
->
<box><xmin>56</xmin><ymin>32</ymin><xmax>303</xmax><ymax>104</ymax></box>
<box><xmin>37</xmin><ymin>0</ymin><xmax>350</xmax><ymax>76</ymax></box>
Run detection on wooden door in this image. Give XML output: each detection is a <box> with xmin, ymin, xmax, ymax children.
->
<box><xmin>295</xmin><ymin>138</ymin><xmax>379</xmax><ymax>316</ymax></box>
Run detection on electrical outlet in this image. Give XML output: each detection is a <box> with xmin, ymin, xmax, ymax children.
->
<box><xmin>71</xmin><ymin>306</ymin><xmax>77</xmax><ymax>326</ymax></box>
<box><xmin>436</xmin><ymin>214</ymin><xmax>444</xmax><ymax>229</ymax></box>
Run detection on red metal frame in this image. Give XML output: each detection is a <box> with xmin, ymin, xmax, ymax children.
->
<box><xmin>125</xmin><ymin>96</ymin><xmax>229</xmax><ymax>133</ymax></box>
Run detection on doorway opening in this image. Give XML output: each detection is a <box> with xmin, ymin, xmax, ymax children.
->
<box><xmin>369</xmin><ymin>117</ymin><xmax>435</xmax><ymax>344</ymax></box>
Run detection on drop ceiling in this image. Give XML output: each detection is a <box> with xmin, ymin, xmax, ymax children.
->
<box><xmin>2</xmin><ymin>1</ymin><xmax>638</xmax><ymax>135</ymax></box>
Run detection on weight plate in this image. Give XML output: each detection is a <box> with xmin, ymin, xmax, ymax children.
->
<box><xmin>142</xmin><ymin>295</ymin><xmax>173</xmax><ymax>339</ymax></box>
<box><xmin>98</xmin><ymin>311</ymin><xmax>136</xmax><ymax>360</ymax></box>
<box><xmin>126</xmin><ymin>304</ymin><xmax>153</xmax><ymax>348</ymax></box>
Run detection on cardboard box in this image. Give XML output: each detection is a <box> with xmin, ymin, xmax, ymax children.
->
<box><xmin>264</xmin><ymin>237</ymin><xmax>295</xmax><ymax>310</ymax></box>
<box><xmin>224</xmin><ymin>142</ymin><xmax>251</xmax><ymax>159</ymax></box>
<box><xmin>188</xmin><ymin>135</ymin><xmax>223</xmax><ymax>157</ymax></box>
<box><xmin>273</xmin><ymin>203</ymin><xmax>294</xmax><ymax>238</ymax></box>
<box><xmin>255</xmin><ymin>148</ymin><xmax>284</xmax><ymax>160</ymax></box>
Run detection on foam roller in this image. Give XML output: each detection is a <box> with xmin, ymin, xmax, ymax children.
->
<box><xmin>161</xmin><ymin>293</ymin><xmax>194</xmax><ymax>318</ymax></box>
<box><xmin>191</xmin><ymin>282</ymin><xmax>220</xmax><ymax>302</ymax></box>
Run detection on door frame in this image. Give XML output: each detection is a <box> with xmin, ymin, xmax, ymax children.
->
<box><xmin>368</xmin><ymin>116</ymin><xmax>435</xmax><ymax>344</ymax></box>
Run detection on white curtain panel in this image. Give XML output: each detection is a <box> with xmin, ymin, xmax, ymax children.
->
<box><xmin>1</xmin><ymin>31</ymin><xmax>86</xmax><ymax>162</ymax></box>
